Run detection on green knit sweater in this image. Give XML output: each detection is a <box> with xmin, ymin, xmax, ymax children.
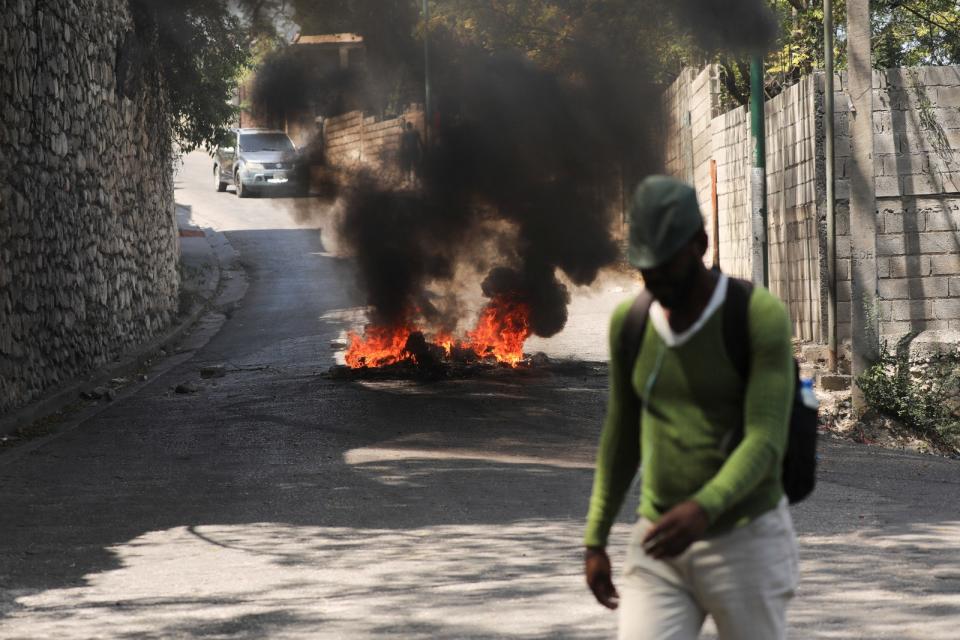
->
<box><xmin>584</xmin><ymin>285</ymin><xmax>794</xmax><ymax>547</ymax></box>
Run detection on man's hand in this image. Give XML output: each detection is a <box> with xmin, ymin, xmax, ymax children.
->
<box><xmin>584</xmin><ymin>547</ymin><xmax>619</xmax><ymax>610</ymax></box>
<box><xmin>641</xmin><ymin>500</ymin><xmax>709</xmax><ymax>559</ymax></box>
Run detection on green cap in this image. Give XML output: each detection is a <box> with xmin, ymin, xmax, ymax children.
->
<box><xmin>627</xmin><ymin>175</ymin><xmax>704</xmax><ymax>269</ymax></box>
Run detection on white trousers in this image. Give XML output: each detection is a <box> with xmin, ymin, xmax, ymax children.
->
<box><xmin>618</xmin><ymin>500</ymin><xmax>799</xmax><ymax>640</ymax></box>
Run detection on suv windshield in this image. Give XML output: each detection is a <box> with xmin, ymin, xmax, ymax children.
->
<box><xmin>239</xmin><ymin>133</ymin><xmax>295</xmax><ymax>153</ymax></box>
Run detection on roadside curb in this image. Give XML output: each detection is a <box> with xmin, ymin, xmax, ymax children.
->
<box><xmin>0</xmin><ymin>206</ymin><xmax>240</xmax><ymax>438</ymax></box>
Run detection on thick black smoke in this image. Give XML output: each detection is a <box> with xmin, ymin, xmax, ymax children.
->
<box><xmin>331</xmin><ymin>48</ymin><xmax>656</xmax><ymax>335</ymax></box>
<box><xmin>260</xmin><ymin>1</ymin><xmax>777</xmax><ymax>337</ymax></box>
<box><xmin>669</xmin><ymin>0</ymin><xmax>779</xmax><ymax>55</ymax></box>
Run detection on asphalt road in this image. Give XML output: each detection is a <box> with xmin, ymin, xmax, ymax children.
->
<box><xmin>0</xmin><ymin>152</ymin><xmax>958</xmax><ymax>639</ymax></box>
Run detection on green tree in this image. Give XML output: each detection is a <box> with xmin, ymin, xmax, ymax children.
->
<box><xmin>873</xmin><ymin>0</ymin><xmax>960</xmax><ymax>67</ymax></box>
<box><xmin>239</xmin><ymin>1</ymin><xmax>960</xmax><ymax>111</ymax></box>
<box><xmin>432</xmin><ymin>0</ymin><xmax>692</xmax><ymax>79</ymax></box>
<box><xmin>458</xmin><ymin>1</ymin><xmax>958</xmax><ymax>110</ymax></box>
<box><xmin>742</xmin><ymin>0</ymin><xmax>960</xmax><ymax>106</ymax></box>
<box><xmin>129</xmin><ymin>0</ymin><xmax>250</xmax><ymax>152</ymax></box>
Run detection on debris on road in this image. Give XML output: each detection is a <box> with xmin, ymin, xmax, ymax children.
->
<box><xmin>200</xmin><ymin>365</ymin><xmax>227</xmax><ymax>379</ymax></box>
<box><xmin>175</xmin><ymin>382</ymin><xmax>199</xmax><ymax>394</ymax></box>
<box><xmin>326</xmin><ymin>356</ymin><xmax>600</xmax><ymax>382</ymax></box>
<box><xmin>81</xmin><ymin>386</ymin><xmax>114</xmax><ymax>401</ymax></box>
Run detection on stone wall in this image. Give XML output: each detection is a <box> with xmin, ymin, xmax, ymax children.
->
<box><xmin>0</xmin><ymin>0</ymin><xmax>179</xmax><ymax>414</ymax></box>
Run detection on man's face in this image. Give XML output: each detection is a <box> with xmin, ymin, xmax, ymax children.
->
<box><xmin>639</xmin><ymin>240</ymin><xmax>700</xmax><ymax>310</ymax></box>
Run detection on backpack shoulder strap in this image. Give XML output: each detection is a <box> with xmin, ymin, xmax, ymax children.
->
<box><xmin>617</xmin><ymin>290</ymin><xmax>654</xmax><ymax>399</ymax></box>
<box><xmin>723</xmin><ymin>277</ymin><xmax>753</xmax><ymax>381</ymax></box>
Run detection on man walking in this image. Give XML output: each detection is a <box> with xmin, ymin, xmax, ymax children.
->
<box><xmin>584</xmin><ymin>176</ymin><xmax>799</xmax><ymax>639</ymax></box>
<box><xmin>398</xmin><ymin>120</ymin><xmax>423</xmax><ymax>187</ymax></box>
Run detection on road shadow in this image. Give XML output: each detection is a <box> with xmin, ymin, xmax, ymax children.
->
<box><xmin>1</xmin><ymin>226</ymin><xmax>958</xmax><ymax>637</ymax></box>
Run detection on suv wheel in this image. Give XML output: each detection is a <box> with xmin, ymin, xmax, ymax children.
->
<box><xmin>235</xmin><ymin>169</ymin><xmax>250</xmax><ymax>198</ymax></box>
<box><xmin>214</xmin><ymin>165</ymin><xmax>227</xmax><ymax>192</ymax></box>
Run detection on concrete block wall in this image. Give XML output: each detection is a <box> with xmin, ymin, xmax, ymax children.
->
<box><xmin>0</xmin><ymin>0</ymin><xmax>179</xmax><ymax>414</ymax></box>
<box><xmin>663</xmin><ymin>64</ymin><xmax>960</xmax><ymax>345</ymax></box>
<box><xmin>764</xmin><ymin>76</ymin><xmax>821</xmax><ymax>342</ymax></box>
<box><xmin>325</xmin><ymin>108</ymin><xmax>425</xmax><ymax>175</ymax></box>
<box><xmin>711</xmin><ymin>106</ymin><xmax>753</xmax><ymax>279</ymax></box>
<box><xmin>828</xmin><ymin>66</ymin><xmax>960</xmax><ymax>340</ymax></box>
<box><xmin>662</xmin><ymin>68</ymin><xmax>698</xmax><ymax>183</ymax></box>
<box><xmin>667</xmin><ymin>70</ymin><xmax>822</xmax><ymax>341</ymax></box>
<box><xmin>705</xmin><ymin>78</ymin><xmax>822</xmax><ymax>341</ymax></box>
<box><xmin>871</xmin><ymin>199</ymin><xmax>960</xmax><ymax>335</ymax></box>
<box><xmin>690</xmin><ymin>67</ymin><xmax>723</xmax><ymax>252</ymax></box>
<box><xmin>662</xmin><ymin>66</ymin><xmax>724</xmax><ymax>258</ymax></box>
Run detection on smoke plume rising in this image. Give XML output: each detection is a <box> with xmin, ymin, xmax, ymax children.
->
<box><xmin>255</xmin><ymin>1</ymin><xmax>777</xmax><ymax>343</ymax></box>
<box><xmin>335</xmin><ymin>48</ymin><xmax>657</xmax><ymax>337</ymax></box>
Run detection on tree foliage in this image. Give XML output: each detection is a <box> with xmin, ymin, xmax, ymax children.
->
<box><xmin>430</xmin><ymin>0</ymin><xmax>695</xmax><ymax>81</ymax></box>
<box><xmin>289</xmin><ymin>0</ymin><xmax>420</xmax><ymax>60</ymax></box>
<box><xmin>283</xmin><ymin>1</ymin><xmax>423</xmax><ymax>116</ymax></box>
<box><xmin>274</xmin><ymin>0</ymin><xmax>775</xmax><ymax>111</ymax></box>
<box><xmin>744</xmin><ymin>0</ymin><xmax>960</xmax><ymax>105</ymax></box>
<box><xmin>128</xmin><ymin>0</ymin><xmax>249</xmax><ymax>152</ymax></box>
<box><xmin>163</xmin><ymin>0</ymin><xmax>960</xmax><ymax>139</ymax></box>
<box><xmin>873</xmin><ymin>0</ymin><xmax>960</xmax><ymax>68</ymax></box>
<box><xmin>425</xmin><ymin>0</ymin><xmax>960</xmax><ymax>106</ymax></box>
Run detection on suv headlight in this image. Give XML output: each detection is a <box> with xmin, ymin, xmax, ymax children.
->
<box><xmin>245</xmin><ymin>162</ymin><xmax>264</xmax><ymax>170</ymax></box>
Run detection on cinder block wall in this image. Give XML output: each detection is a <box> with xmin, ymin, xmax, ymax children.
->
<box><xmin>667</xmin><ymin>70</ymin><xmax>822</xmax><ymax>342</ymax></box>
<box><xmin>764</xmin><ymin>76</ymin><xmax>821</xmax><ymax>343</ymax></box>
<box><xmin>689</xmin><ymin>67</ymin><xmax>723</xmax><ymax>221</ymax></box>
<box><xmin>711</xmin><ymin>106</ymin><xmax>753</xmax><ymax>279</ymax></box>
<box><xmin>663</xmin><ymin>67</ymin><xmax>724</xmax><ymax>259</ymax></box>
<box><xmin>663</xmin><ymin>68</ymin><xmax>698</xmax><ymax>181</ymax></box>
<box><xmin>0</xmin><ymin>0</ymin><xmax>179</xmax><ymax>414</ymax></box>
<box><xmin>830</xmin><ymin>67</ymin><xmax>960</xmax><ymax>340</ymax></box>
<box><xmin>324</xmin><ymin>108</ymin><xmax>425</xmax><ymax>175</ymax></box>
<box><xmin>664</xmin><ymin>65</ymin><xmax>960</xmax><ymax>345</ymax></box>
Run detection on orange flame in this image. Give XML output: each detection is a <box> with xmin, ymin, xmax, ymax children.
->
<box><xmin>344</xmin><ymin>324</ymin><xmax>414</xmax><ymax>368</ymax></box>
<box><xmin>435</xmin><ymin>331</ymin><xmax>456</xmax><ymax>358</ymax></box>
<box><xmin>465</xmin><ymin>296</ymin><xmax>531</xmax><ymax>366</ymax></box>
<box><xmin>344</xmin><ymin>297</ymin><xmax>531</xmax><ymax>369</ymax></box>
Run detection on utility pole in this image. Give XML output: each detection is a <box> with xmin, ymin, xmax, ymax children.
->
<box><xmin>750</xmin><ymin>56</ymin><xmax>768</xmax><ymax>287</ymax></box>
<box><xmin>825</xmin><ymin>0</ymin><xmax>838</xmax><ymax>371</ymax></box>
<box><xmin>422</xmin><ymin>0</ymin><xmax>432</xmax><ymax>146</ymax></box>
<box><xmin>847</xmin><ymin>0</ymin><xmax>879</xmax><ymax>411</ymax></box>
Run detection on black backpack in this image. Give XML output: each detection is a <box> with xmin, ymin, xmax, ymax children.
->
<box><xmin>618</xmin><ymin>277</ymin><xmax>817</xmax><ymax>504</ymax></box>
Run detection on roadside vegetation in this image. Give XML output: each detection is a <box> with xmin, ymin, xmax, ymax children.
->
<box><xmin>858</xmin><ymin>339</ymin><xmax>960</xmax><ymax>454</ymax></box>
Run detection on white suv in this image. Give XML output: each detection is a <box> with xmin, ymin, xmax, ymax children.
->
<box><xmin>213</xmin><ymin>128</ymin><xmax>305</xmax><ymax>198</ymax></box>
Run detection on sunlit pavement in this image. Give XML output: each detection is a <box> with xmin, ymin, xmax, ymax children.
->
<box><xmin>9</xmin><ymin>522</ymin><xmax>621</xmax><ymax>639</ymax></box>
<box><xmin>0</xmin><ymin>152</ymin><xmax>958</xmax><ymax>639</ymax></box>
